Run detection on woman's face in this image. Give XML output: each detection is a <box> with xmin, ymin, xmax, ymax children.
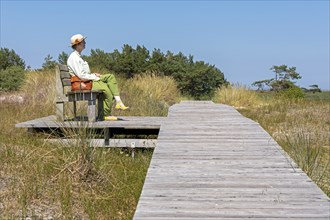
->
<box><xmin>79</xmin><ymin>40</ymin><xmax>86</xmax><ymax>50</ymax></box>
<box><xmin>75</xmin><ymin>40</ymin><xmax>86</xmax><ymax>52</ymax></box>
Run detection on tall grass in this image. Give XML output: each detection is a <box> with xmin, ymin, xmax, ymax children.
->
<box><xmin>213</xmin><ymin>84</ymin><xmax>262</xmax><ymax>109</ymax></box>
<box><xmin>114</xmin><ymin>73</ymin><xmax>180</xmax><ymax>116</ymax></box>
<box><xmin>21</xmin><ymin>70</ymin><xmax>56</xmax><ymax>115</ymax></box>
<box><xmin>281</xmin><ymin>129</ymin><xmax>329</xmax><ymax>185</ymax></box>
<box><xmin>0</xmin><ymin>69</ymin><xmax>180</xmax><ymax>219</ymax></box>
<box><xmin>214</xmin><ymin>85</ymin><xmax>330</xmax><ymax>196</ymax></box>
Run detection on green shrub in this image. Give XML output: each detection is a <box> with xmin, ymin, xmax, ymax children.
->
<box><xmin>0</xmin><ymin>66</ymin><xmax>26</xmax><ymax>91</ymax></box>
<box><xmin>276</xmin><ymin>86</ymin><xmax>305</xmax><ymax>100</ymax></box>
<box><xmin>175</xmin><ymin>61</ymin><xmax>227</xmax><ymax>100</ymax></box>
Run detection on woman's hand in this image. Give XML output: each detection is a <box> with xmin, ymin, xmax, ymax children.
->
<box><xmin>94</xmin><ymin>73</ymin><xmax>101</xmax><ymax>77</ymax></box>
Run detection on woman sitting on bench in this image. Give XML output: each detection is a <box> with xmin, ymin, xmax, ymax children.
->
<box><xmin>67</xmin><ymin>34</ymin><xmax>128</xmax><ymax>121</ymax></box>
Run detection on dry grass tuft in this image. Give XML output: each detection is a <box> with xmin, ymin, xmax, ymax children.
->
<box><xmin>213</xmin><ymin>84</ymin><xmax>262</xmax><ymax>109</ymax></box>
<box><xmin>21</xmin><ymin>70</ymin><xmax>56</xmax><ymax>112</ymax></box>
<box><xmin>115</xmin><ymin>73</ymin><xmax>180</xmax><ymax>116</ymax></box>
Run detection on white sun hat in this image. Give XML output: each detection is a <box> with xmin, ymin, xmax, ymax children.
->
<box><xmin>70</xmin><ymin>34</ymin><xmax>86</xmax><ymax>46</ymax></box>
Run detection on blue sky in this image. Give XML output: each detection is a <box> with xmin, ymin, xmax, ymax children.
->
<box><xmin>1</xmin><ymin>0</ymin><xmax>329</xmax><ymax>90</ymax></box>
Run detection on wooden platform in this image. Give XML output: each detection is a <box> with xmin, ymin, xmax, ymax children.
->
<box><xmin>133</xmin><ymin>101</ymin><xmax>330</xmax><ymax>219</ymax></box>
<box><xmin>15</xmin><ymin>115</ymin><xmax>165</xmax><ymax>146</ymax></box>
<box><xmin>15</xmin><ymin>115</ymin><xmax>164</xmax><ymax>129</ymax></box>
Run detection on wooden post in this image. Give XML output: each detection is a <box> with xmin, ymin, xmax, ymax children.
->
<box><xmin>104</xmin><ymin>128</ymin><xmax>111</xmax><ymax>146</ymax></box>
<box><xmin>98</xmin><ymin>94</ymin><xmax>104</xmax><ymax>121</ymax></box>
<box><xmin>87</xmin><ymin>99</ymin><xmax>97</xmax><ymax>122</ymax></box>
<box><xmin>55</xmin><ymin>66</ymin><xmax>65</xmax><ymax>121</ymax></box>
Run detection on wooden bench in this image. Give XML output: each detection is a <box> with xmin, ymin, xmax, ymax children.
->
<box><xmin>55</xmin><ymin>64</ymin><xmax>104</xmax><ymax>122</ymax></box>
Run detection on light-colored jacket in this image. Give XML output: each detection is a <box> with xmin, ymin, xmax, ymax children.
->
<box><xmin>67</xmin><ymin>51</ymin><xmax>100</xmax><ymax>81</ymax></box>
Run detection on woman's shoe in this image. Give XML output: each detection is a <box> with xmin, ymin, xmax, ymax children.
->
<box><xmin>115</xmin><ymin>102</ymin><xmax>129</xmax><ymax>110</ymax></box>
<box><xmin>104</xmin><ymin>115</ymin><xmax>118</xmax><ymax>121</ymax></box>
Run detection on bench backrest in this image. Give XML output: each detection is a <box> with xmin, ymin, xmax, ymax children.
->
<box><xmin>55</xmin><ymin>64</ymin><xmax>72</xmax><ymax>102</ymax></box>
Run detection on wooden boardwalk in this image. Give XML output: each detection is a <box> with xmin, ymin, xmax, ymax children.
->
<box><xmin>133</xmin><ymin>101</ymin><xmax>329</xmax><ymax>219</ymax></box>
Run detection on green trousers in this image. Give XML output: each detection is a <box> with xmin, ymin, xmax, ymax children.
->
<box><xmin>92</xmin><ymin>74</ymin><xmax>120</xmax><ymax>115</ymax></box>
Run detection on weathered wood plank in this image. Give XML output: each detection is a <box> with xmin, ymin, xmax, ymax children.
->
<box><xmin>46</xmin><ymin>138</ymin><xmax>156</xmax><ymax>148</ymax></box>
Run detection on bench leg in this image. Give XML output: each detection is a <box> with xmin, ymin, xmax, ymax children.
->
<box><xmin>97</xmin><ymin>95</ymin><xmax>104</xmax><ymax>121</ymax></box>
<box><xmin>56</xmin><ymin>102</ymin><xmax>64</xmax><ymax>121</ymax></box>
<box><xmin>104</xmin><ymin>128</ymin><xmax>112</xmax><ymax>146</ymax></box>
<box><xmin>87</xmin><ymin>99</ymin><xmax>97</xmax><ymax>122</ymax></box>
<box><xmin>73</xmin><ymin>101</ymin><xmax>77</xmax><ymax>120</ymax></box>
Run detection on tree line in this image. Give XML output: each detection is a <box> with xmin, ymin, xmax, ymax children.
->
<box><xmin>1</xmin><ymin>46</ymin><xmax>321</xmax><ymax>98</ymax></box>
<box><xmin>1</xmin><ymin>46</ymin><xmax>228</xmax><ymax>99</ymax></box>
